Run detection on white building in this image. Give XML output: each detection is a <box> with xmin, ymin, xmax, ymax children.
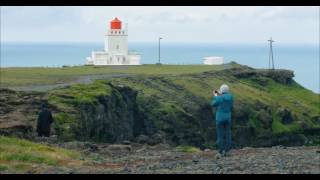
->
<box><xmin>86</xmin><ymin>17</ymin><xmax>141</xmax><ymax>65</ymax></box>
<box><xmin>203</xmin><ymin>56</ymin><xmax>224</xmax><ymax>65</ymax></box>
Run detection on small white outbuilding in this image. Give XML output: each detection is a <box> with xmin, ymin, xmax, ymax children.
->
<box><xmin>203</xmin><ymin>57</ymin><xmax>224</xmax><ymax>65</ymax></box>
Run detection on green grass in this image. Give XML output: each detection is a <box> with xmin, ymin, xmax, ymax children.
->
<box><xmin>0</xmin><ymin>64</ymin><xmax>226</xmax><ymax>87</ymax></box>
<box><xmin>53</xmin><ymin>113</ymin><xmax>77</xmax><ymax>141</ymax></box>
<box><xmin>48</xmin><ymin>80</ymin><xmax>112</xmax><ymax>107</ymax></box>
<box><xmin>0</xmin><ymin>136</ymin><xmax>82</xmax><ymax>172</ymax></box>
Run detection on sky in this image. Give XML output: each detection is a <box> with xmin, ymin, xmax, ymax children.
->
<box><xmin>1</xmin><ymin>6</ymin><xmax>319</xmax><ymax>44</ymax></box>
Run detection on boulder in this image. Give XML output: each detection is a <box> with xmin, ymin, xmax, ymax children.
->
<box><xmin>135</xmin><ymin>134</ymin><xmax>149</xmax><ymax>144</ymax></box>
<box><xmin>147</xmin><ymin>132</ymin><xmax>165</xmax><ymax>145</ymax></box>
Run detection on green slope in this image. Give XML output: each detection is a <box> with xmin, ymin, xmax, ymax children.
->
<box><xmin>1</xmin><ymin>63</ymin><xmax>319</xmax><ymax>148</ymax></box>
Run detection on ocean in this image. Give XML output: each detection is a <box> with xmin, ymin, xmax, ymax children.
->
<box><xmin>1</xmin><ymin>42</ymin><xmax>319</xmax><ymax>93</ymax></box>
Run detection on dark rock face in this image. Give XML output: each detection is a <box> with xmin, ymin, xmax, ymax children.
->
<box><xmin>0</xmin><ymin>88</ymin><xmax>42</xmax><ymax>138</ymax></box>
<box><xmin>257</xmin><ymin>109</ymin><xmax>273</xmax><ymax>129</ymax></box>
<box><xmin>233</xmin><ymin>102</ymin><xmax>251</xmax><ymax>126</ymax></box>
<box><xmin>135</xmin><ymin>134</ymin><xmax>149</xmax><ymax>144</ymax></box>
<box><xmin>224</xmin><ymin>67</ymin><xmax>294</xmax><ymax>85</ymax></box>
<box><xmin>233</xmin><ymin>126</ymin><xmax>255</xmax><ymax>148</ymax></box>
<box><xmin>278</xmin><ymin>108</ymin><xmax>294</xmax><ymax>124</ymax></box>
<box><xmin>265</xmin><ymin>70</ymin><xmax>294</xmax><ymax>85</ymax></box>
<box><xmin>76</xmin><ymin>85</ymin><xmax>139</xmax><ymax>143</ymax></box>
<box><xmin>54</xmin><ymin>77</ymin><xmax>313</xmax><ymax>148</ymax></box>
<box><xmin>0</xmin><ymin>124</ymin><xmax>33</xmax><ymax>138</ymax></box>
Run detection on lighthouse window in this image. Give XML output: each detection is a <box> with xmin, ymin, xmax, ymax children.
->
<box><xmin>117</xmin><ymin>45</ymin><xmax>119</xmax><ymax>50</ymax></box>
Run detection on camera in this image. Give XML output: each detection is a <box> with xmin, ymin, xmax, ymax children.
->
<box><xmin>213</xmin><ymin>89</ymin><xmax>220</xmax><ymax>96</ymax></box>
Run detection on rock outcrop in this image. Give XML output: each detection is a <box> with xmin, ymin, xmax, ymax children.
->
<box><xmin>1</xmin><ymin>64</ymin><xmax>319</xmax><ymax>148</ymax></box>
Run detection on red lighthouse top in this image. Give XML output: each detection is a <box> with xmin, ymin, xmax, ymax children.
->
<box><xmin>110</xmin><ymin>17</ymin><xmax>122</xmax><ymax>29</ymax></box>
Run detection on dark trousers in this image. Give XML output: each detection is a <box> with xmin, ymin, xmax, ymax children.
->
<box><xmin>216</xmin><ymin>119</ymin><xmax>232</xmax><ymax>154</ymax></box>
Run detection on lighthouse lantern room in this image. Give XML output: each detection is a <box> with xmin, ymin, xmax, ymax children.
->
<box><xmin>86</xmin><ymin>17</ymin><xmax>141</xmax><ymax>65</ymax></box>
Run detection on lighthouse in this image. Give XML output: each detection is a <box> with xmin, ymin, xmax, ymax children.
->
<box><xmin>86</xmin><ymin>17</ymin><xmax>141</xmax><ymax>65</ymax></box>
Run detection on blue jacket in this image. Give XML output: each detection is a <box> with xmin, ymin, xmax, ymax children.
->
<box><xmin>211</xmin><ymin>92</ymin><xmax>234</xmax><ymax>122</ymax></box>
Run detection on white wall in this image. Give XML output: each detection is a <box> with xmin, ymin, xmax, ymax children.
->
<box><xmin>203</xmin><ymin>57</ymin><xmax>223</xmax><ymax>65</ymax></box>
<box><xmin>107</xmin><ymin>29</ymin><xmax>128</xmax><ymax>56</ymax></box>
<box><xmin>128</xmin><ymin>54</ymin><xmax>141</xmax><ymax>65</ymax></box>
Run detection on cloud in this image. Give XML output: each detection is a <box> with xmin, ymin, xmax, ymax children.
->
<box><xmin>1</xmin><ymin>6</ymin><xmax>318</xmax><ymax>43</ymax></box>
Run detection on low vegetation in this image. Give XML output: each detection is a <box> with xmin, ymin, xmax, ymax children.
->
<box><xmin>0</xmin><ymin>64</ymin><xmax>225</xmax><ymax>87</ymax></box>
<box><xmin>0</xmin><ymin>136</ymin><xmax>82</xmax><ymax>173</ymax></box>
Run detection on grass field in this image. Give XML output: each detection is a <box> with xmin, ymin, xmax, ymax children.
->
<box><xmin>0</xmin><ymin>64</ymin><xmax>227</xmax><ymax>87</ymax></box>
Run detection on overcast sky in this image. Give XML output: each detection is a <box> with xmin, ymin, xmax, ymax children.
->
<box><xmin>1</xmin><ymin>6</ymin><xmax>319</xmax><ymax>44</ymax></box>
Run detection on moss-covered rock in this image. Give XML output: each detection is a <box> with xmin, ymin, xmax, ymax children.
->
<box><xmin>1</xmin><ymin>63</ymin><xmax>319</xmax><ymax>148</ymax></box>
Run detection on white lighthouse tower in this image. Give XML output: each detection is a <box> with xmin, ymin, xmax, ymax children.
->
<box><xmin>86</xmin><ymin>17</ymin><xmax>141</xmax><ymax>65</ymax></box>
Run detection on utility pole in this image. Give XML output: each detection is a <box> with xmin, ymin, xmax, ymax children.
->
<box><xmin>158</xmin><ymin>37</ymin><xmax>162</xmax><ymax>64</ymax></box>
<box><xmin>268</xmin><ymin>37</ymin><xmax>275</xmax><ymax>70</ymax></box>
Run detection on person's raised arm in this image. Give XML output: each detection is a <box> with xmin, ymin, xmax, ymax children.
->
<box><xmin>211</xmin><ymin>94</ymin><xmax>221</xmax><ymax>107</ymax></box>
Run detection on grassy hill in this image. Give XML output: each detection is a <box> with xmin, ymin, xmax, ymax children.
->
<box><xmin>0</xmin><ymin>63</ymin><xmax>319</xmax><ymax>148</ymax></box>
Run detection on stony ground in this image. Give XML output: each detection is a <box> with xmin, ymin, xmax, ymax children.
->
<box><xmin>12</xmin><ymin>140</ymin><xmax>319</xmax><ymax>174</ymax></box>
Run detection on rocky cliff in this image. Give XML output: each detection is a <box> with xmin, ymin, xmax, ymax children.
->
<box><xmin>1</xmin><ymin>63</ymin><xmax>319</xmax><ymax>148</ymax></box>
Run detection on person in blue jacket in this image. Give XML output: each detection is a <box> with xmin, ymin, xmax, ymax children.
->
<box><xmin>211</xmin><ymin>84</ymin><xmax>234</xmax><ymax>157</ymax></box>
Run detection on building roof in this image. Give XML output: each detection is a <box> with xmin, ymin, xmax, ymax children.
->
<box><xmin>110</xmin><ymin>17</ymin><xmax>122</xmax><ymax>29</ymax></box>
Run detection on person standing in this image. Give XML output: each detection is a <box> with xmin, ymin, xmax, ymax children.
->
<box><xmin>36</xmin><ymin>102</ymin><xmax>54</xmax><ymax>137</ymax></box>
<box><xmin>211</xmin><ymin>84</ymin><xmax>234</xmax><ymax>158</ymax></box>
